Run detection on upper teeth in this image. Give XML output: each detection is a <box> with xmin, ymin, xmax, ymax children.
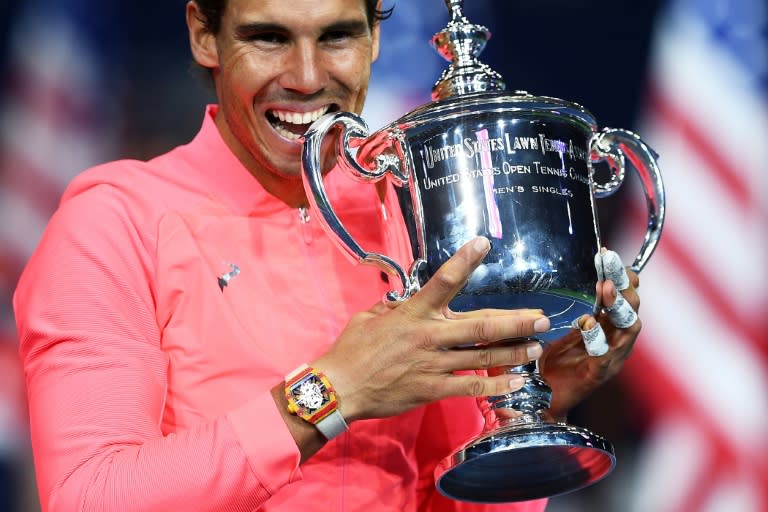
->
<box><xmin>271</xmin><ymin>106</ymin><xmax>330</xmax><ymax>125</ymax></box>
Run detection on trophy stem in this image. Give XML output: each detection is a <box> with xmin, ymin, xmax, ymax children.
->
<box><xmin>485</xmin><ymin>355</ymin><xmax>551</xmax><ymax>423</ymax></box>
<box><xmin>435</xmin><ymin>339</ymin><xmax>616</xmax><ymax>503</ymax></box>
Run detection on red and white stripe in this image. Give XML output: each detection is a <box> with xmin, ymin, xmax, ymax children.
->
<box><xmin>0</xmin><ymin>8</ymin><xmax>118</xmax><ymax>452</ymax></box>
<box><xmin>617</xmin><ymin>3</ymin><xmax>768</xmax><ymax>511</ymax></box>
<box><xmin>0</xmin><ymin>11</ymin><xmax>118</xmax><ymax>287</ymax></box>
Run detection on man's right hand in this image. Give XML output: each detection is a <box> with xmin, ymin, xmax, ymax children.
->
<box><xmin>313</xmin><ymin>236</ymin><xmax>549</xmax><ymax>422</ymax></box>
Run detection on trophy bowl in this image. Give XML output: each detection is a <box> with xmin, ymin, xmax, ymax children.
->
<box><xmin>301</xmin><ymin>0</ymin><xmax>665</xmax><ymax>503</ymax></box>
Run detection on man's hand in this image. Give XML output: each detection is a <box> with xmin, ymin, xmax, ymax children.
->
<box><xmin>313</xmin><ymin>237</ymin><xmax>550</xmax><ymax>422</ymax></box>
<box><xmin>540</xmin><ymin>250</ymin><xmax>642</xmax><ymax>421</ymax></box>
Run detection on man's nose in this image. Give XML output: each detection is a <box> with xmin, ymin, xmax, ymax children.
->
<box><xmin>280</xmin><ymin>41</ymin><xmax>327</xmax><ymax>94</ymax></box>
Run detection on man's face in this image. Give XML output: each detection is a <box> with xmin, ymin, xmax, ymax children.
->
<box><xmin>190</xmin><ymin>0</ymin><xmax>380</xmax><ymax>190</ymax></box>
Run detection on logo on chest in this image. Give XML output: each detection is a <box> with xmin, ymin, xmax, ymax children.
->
<box><xmin>217</xmin><ymin>263</ymin><xmax>240</xmax><ymax>291</ymax></box>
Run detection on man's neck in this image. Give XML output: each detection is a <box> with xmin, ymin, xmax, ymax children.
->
<box><xmin>214</xmin><ymin>114</ymin><xmax>310</xmax><ymax>209</ymax></box>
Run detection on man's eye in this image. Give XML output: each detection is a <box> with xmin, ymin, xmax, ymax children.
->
<box><xmin>247</xmin><ymin>32</ymin><xmax>287</xmax><ymax>44</ymax></box>
<box><xmin>321</xmin><ymin>31</ymin><xmax>353</xmax><ymax>43</ymax></box>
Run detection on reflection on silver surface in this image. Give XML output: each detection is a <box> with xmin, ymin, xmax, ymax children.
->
<box><xmin>301</xmin><ymin>0</ymin><xmax>665</xmax><ymax>503</ymax></box>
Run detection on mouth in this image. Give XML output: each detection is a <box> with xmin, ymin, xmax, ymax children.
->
<box><xmin>266</xmin><ymin>105</ymin><xmax>334</xmax><ymax>141</ymax></box>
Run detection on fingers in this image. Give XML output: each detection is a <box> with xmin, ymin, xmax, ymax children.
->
<box><xmin>448</xmin><ymin>308</ymin><xmax>545</xmax><ymax>320</ymax></box>
<box><xmin>595</xmin><ymin>249</ymin><xmax>640</xmax><ymax>325</ymax></box>
<box><xmin>595</xmin><ymin>248</ymin><xmax>630</xmax><ymax>290</ymax></box>
<box><xmin>427</xmin><ymin>312</ymin><xmax>550</xmax><ymax>349</ymax></box>
<box><xmin>573</xmin><ymin>315</ymin><xmax>608</xmax><ymax>356</ymax></box>
<box><xmin>441</xmin><ymin>340</ymin><xmax>543</xmax><ymax>372</ymax></box>
<box><xmin>596</xmin><ymin>249</ymin><xmax>640</xmax><ymax>306</ymax></box>
<box><xmin>401</xmin><ymin>237</ymin><xmax>551</xmax><ymax>344</ymax></box>
<box><xmin>444</xmin><ymin>371</ymin><xmax>528</xmax><ymax>399</ymax></box>
<box><xmin>413</xmin><ymin>237</ymin><xmax>491</xmax><ymax>313</ymax></box>
<box><xmin>577</xmin><ymin>249</ymin><xmax>642</xmax><ymax>356</ymax></box>
<box><xmin>605</xmin><ymin>291</ymin><xmax>639</xmax><ymax>328</ymax></box>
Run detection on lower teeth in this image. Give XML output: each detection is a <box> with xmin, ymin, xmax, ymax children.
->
<box><xmin>272</xmin><ymin>120</ymin><xmax>303</xmax><ymax>141</ymax></box>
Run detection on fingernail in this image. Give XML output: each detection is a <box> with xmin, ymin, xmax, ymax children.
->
<box><xmin>574</xmin><ymin>315</ymin><xmax>600</xmax><ymax>331</ymax></box>
<box><xmin>508</xmin><ymin>374</ymin><xmax>525</xmax><ymax>390</ymax></box>
<box><xmin>526</xmin><ymin>343</ymin><xmax>543</xmax><ymax>359</ymax></box>
<box><xmin>473</xmin><ymin>236</ymin><xmax>490</xmax><ymax>254</ymax></box>
<box><xmin>534</xmin><ymin>316</ymin><xmax>550</xmax><ymax>332</ymax></box>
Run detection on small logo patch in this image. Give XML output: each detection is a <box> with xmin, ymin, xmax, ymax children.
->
<box><xmin>218</xmin><ymin>263</ymin><xmax>240</xmax><ymax>291</ymax></box>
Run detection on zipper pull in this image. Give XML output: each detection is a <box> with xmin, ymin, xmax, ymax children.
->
<box><xmin>298</xmin><ymin>207</ymin><xmax>313</xmax><ymax>244</ymax></box>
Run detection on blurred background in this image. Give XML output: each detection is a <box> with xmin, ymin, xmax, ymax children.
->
<box><xmin>0</xmin><ymin>0</ymin><xmax>765</xmax><ymax>510</ymax></box>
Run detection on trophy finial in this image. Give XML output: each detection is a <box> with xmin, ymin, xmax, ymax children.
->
<box><xmin>444</xmin><ymin>0</ymin><xmax>465</xmax><ymax>20</ymax></box>
<box><xmin>431</xmin><ymin>1</ymin><xmax>506</xmax><ymax>100</ymax></box>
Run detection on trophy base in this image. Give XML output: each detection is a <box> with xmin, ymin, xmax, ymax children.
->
<box><xmin>435</xmin><ymin>422</ymin><xmax>615</xmax><ymax>503</ymax></box>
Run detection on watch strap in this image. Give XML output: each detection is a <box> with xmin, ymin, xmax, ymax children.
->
<box><xmin>315</xmin><ymin>409</ymin><xmax>349</xmax><ymax>440</ymax></box>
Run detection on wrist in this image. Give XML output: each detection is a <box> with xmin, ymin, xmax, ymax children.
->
<box><xmin>311</xmin><ymin>356</ymin><xmax>365</xmax><ymax>422</ymax></box>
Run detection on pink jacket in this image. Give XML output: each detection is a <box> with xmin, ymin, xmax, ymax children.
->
<box><xmin>15</xmin><ymin>106</ymin><xmax>546</xmax><ymax>512</ymax></box>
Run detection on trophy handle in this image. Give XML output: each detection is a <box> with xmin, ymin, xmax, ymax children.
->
<box><xmin>301</xmin><ymin>111</ymin><xmax>417</xmax><ymax>301</ymax></box>
<box><xmin>589</xmin><ymin>128</ymin><xmax>666</xmax><ymax>273</ymax></box>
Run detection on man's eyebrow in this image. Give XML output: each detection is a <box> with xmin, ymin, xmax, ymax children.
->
<box><xmin>322</xmin><ymin>19</ymin><xmax>370</xmax><ymax>34</ymax></box>
<box><xmin>234</xmin><ymin>21</ymin><xmax>287</xmax><ymax>37</ymax></box>
<box><xmin>234</xmin><ymin>19</ymin><xmax>370</xmax><ymax>37</ymax></box>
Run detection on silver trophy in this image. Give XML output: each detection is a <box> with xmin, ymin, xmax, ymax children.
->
<box><xmin>301</xmin><ymin>0</ymin><xmax>665</xmax><ymax>503</ymax></box>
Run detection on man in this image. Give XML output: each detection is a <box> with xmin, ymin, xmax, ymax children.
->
<box><xmin>13</xmin><ymin>0</ymin><xmax>641</xmax><ymax>510</ymax></box>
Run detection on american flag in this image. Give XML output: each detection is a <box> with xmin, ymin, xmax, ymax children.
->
<box><xmin>0</xmin><ymin>2</ymin><xmax>120</xmax><ymax>508</ymax></box>
<box><xmin>618</xmin><ymin>0</ymin><xmax>768</xmax><ymax>510</ymax></box>
<box><xmin>0</xmin><ymin>0</ymin><xmax>120</xmax><ymax>328</ymax></box>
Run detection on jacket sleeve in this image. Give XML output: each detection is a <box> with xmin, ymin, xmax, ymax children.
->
<box><xmin>414</xmin><ymin>394</ymin><xmax>548</xmax><ymax>512</ymax></box>
<box><xmin>14</xmin><ymin>186</ymin><xmax>301</xmax><ymax>511</ymax></box>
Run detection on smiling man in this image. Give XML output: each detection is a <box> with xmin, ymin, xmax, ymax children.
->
<box><xmin>190</xmin><ymin>0</ymin><xmax>378</xmax><ymax>207</ymax></box>
<box><xmin>13</xmin><ymin>1</ymin><xmax>642</xmax><ymax>511</ymax></box>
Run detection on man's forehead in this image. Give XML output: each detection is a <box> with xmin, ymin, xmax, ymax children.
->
<box><xmin>224</xmin><ymin>0</ymin><xmax>370</xmax><ymax>24</ymax></box>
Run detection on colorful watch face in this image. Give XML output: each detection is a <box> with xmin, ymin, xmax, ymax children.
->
<box><xmin>294</xmin><ymin>377</ymin><xmax>326</xmax><ymax>411</ymax></box>
<box><xmin>286</xmin><ymin>371</ymin><xmax>337</xmax><ymax>424</ymax></box>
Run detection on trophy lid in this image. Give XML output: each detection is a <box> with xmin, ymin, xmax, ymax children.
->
<box><xmin>394</xmin><ymin>90</ymin><xmax>598</xmax><ymax>133</ymax></box>
<box><xmin>430</xmin><ymin>0</ymin><xmax>506</xmax><ymax>100</ymax></box>
<box><xmin>398</xmin><ymin>0</ymin><xmax>598</xmax><ymax>131</ymax></box>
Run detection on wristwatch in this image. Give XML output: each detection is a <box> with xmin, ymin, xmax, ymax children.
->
<box><xmin>284</xmin><ymin>364</ymin><xmax>348</xmax><ymax>440</ymax></box>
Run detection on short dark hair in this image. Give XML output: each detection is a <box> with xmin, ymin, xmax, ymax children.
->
<box><xmin>193</xmin><ymin>0</ymin><xmax>394</xmax><ymax>35</ymax></box>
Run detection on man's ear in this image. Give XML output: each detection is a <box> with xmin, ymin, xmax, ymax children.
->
<box><xmin>371</xmin><ymin>2</ymin><xmax>381</xmax><ymax>62</ymax></box>
<box><xmin>371</xmin><ymin>20</ymin><xmax>381</xmax><ymax>63</ymax></box>
<box><xmin>187</xmin><ymin>1</ymin><xmax>218</xmax><ymax>69</ymax></box>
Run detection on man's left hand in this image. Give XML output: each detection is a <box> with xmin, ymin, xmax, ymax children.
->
<box><xmin>539</xmin><ymin>251</ymin><xmax>642</xmax><ymax>421</ymax></box>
